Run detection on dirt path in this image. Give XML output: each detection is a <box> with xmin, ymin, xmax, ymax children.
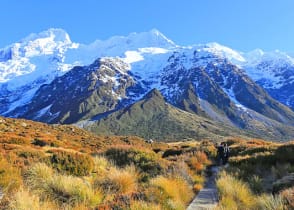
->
<box><xmin>187</xmin><ymin>166</ymin><xmax>219</xmax><ymax>210</ymax></box>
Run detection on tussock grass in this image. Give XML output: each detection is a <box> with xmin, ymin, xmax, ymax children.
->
<box><xmin>216</xmin><ymin>172</ymin><xmax>256</xmax><ymax>209</ymax></box>
<box><xmin>151</xmin><ymin>176</ymin><xmax>193</xmax><ymax>209</ymax></box>
<box><xmin>130</xmin><ymin>201</ymin><xmax>161</xmax><ymax>210</ymax></box>
<box><xmin>8</xmin><ymin>188</ymin><xmax>56</xmax><ymax>210</ymax></box>
<box><xmin>47</xmin><ymin>174</ymin><xmax>102</xmax><ymax>206</ymax></box>
<box><xmin>24</xmin><ymin>163</ymin><xmax>102</xmax><ymax>207</ymax></box>
<box><xmin>97</xmin><ymin>165</ymin><xmax>138</xmax><ymax>194</ymax></box>
<box><xmin>280</xmin><ymin>187</ymin><xmax>294</xmax><ymax>208</ymax></box>
<box><xmin>0</xmin><ymin>156</ymin><xmax>22</xmax><ymax>194</ymax></box>
<box><xmin>216</xmin><ymin>172</ymin><xmax>288</xmax><ymax>210</ymax></box>
<box><xmin>93</xmin><ymin>155</ymin><xmax>111</xmax><ymax>175</ymax></box>
<box><xmin>256</xmin><ymin>194</ymin><xmax>286</xmax><ymax>210</ymax></box>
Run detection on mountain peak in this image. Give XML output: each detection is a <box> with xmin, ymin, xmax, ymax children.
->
<box><xmin>143</xmin><ymin>88</ymin><xmax>165</xmax><ymax>101</ymax></box>
<box><xmin>122</xmin><ymin>29</ymin><xmax>176</xmax><ymax>49</ymax></box>
<box><xmin>200</xmin><ymin>42</ymin><xmax>246</xmax><ymax>63</ymax></box>
<box><xmin>21</xmin><ymin>28</ymin><xmax>72</xmax><ymax>44</ymax></box>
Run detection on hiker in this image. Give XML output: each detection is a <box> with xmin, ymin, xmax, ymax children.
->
<box><xmin>223</xmin><ymin>143</ymin><xmax>230</xmax><ymax>165</ymax></box>
<box><xmin>216</xmin><ymin>143</ymin><xmax>225</xmax><ymax>165</ymax></box>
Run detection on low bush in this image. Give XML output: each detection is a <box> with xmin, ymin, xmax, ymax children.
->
<box><xmin>248</xmin><ymin>175</ymin><xmax>263</xmax><ymax>194</ymax></box>
<box><xmin>274</xmin><ymin>143</ymin><xmax>294</xmax><ymax>164</ymax></box>
<box><xmin>105</xmin><ymin>147</ymin><xmax>164</xmax><ymax>180</ymax></box>
<box><xmin>48</xmin><ymin>149</ymin><xmax>94</xmax><ymax>176</ymax></box>
<box><xmin>162</xmin><ymin>149</ymin><xmax>183</xmax><ymax>158</ymax></box>
<box><xmin>31</xmin><ymin>139</ymin><xmax>48</xmax><ymax>147</ymax></box>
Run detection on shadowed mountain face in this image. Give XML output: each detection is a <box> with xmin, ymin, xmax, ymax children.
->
<box><xmin>84</xmin><ymin>89</ymin><xmax>294</xmax><ymax>141</ymax></box>
<box><xmin>85</xmin><ymin>89</ymin><xmax>247</xmax><ymax>141</ymax></box>
<box><xmin>18</xmin><ymin>58</ymin><xmax>145</xmax><ymax>124</ymax></box>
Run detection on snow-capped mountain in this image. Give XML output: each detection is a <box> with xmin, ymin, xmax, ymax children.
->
<box><xmin>1</xmin><ymin>28</ymin><xmax>294</xmax><ymax>140</ymax></box>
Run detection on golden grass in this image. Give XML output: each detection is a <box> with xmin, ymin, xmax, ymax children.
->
<box><xmin>151</xmin><ymin>176</ymin><xmax>193</xmax><ymax>209</ymax></box>
<box><xmin>92</xmin><ymin>155</ymin><xmax>111</xmax><ymax>176</ymax></box>
<box><xmin>8</xmin><ymin>188</ymin><xmax>57</xmax><ymax>210</ymax></box>
<box><xmin>130</xmin><ymin>201</ymin><xmax>161</xmax><ymax>210</ymax></box>
<box><xmin>99</xmin><ymin>165</ymin><xmax>138</xmax><ymax>194</ymax></box>
<box><xmin>48</xmin><ymin>174</ymin><xmax>102</xmax><ymax>207</ymax></box>
<box><xmin>24</xmin><ymin>163</ymin><xmax>103</xmax><ymax>208</ymax></box>
<box><xmin>256</xmin><ymin>194</ymin><xmax>286</xmax><ymax>210</ymax></box>
<box><xmin>216</xmin><ymin>171</ymin><xmax>289</xmax><ymax>210</ymax></box>
<box><xmin>216</xmin><ymin>172</ymin><xmax>256</xmax><ymax>210</ymax></box>
<box><xmin>280</xmin><ymin>187</ymin><xmax>294</xmax><ymax>209</ymax></box>
<box><xmin>0</xmin><ymin>156</ymin><xmax>22</xmax><ymax>193</ymax></box>
<box><xmin>193</xmin><ymin>184</ymin><xmax>203</xmax><ymax>193</ymax></box>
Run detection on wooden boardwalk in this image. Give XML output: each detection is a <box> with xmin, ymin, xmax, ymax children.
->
<box><xmin>0</xmin><ymin>188</ymin><xmax>3</xmax><ymax>201</ymax></box>
<box><xmin>187</xmin><ymin>166</ymin><xmax>219</xmax><ymax>210</ymax></box>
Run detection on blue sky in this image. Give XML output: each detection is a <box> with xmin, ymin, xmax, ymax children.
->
<box><xmin>1</xmin><ymin>0</ymin><xmax>294</xmax><ymax>52</ymax></box>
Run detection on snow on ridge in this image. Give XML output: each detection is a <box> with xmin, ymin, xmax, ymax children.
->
<box><xmin>2</xmin><ymin>28</ymin><xmax>294</xmax><ymax>115</ymax></box>
<box><xmin>122</xmin><ymin>51</ymin><xmax>144</xmax><ymax>64</ymax></box>
<box><xmin>202</xmin><ymin>42</ymin><xmax>246</xmax><ymax>63</ymax></box>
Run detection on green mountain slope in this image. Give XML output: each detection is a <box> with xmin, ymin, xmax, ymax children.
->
<box><xmin>86</xmin><ymin>89</ymin><xmax>251</xmax><ymax>141</ymax></box>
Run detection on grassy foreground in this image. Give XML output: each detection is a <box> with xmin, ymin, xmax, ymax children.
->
<box><xmin>0</xmin><ymin>116</ymin><xmax>213</xmax><ymax>210</ymax></box>
<box><xmin>1</xmin><ymin>117</ymin><xmax>293</xmax><ymax>209</ymax></box>
<box><xmin>215</xmin><ymin>138</ymin><xmax>294</xmax><ymax>210</ymax></box>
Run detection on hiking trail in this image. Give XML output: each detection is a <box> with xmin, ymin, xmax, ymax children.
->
<box><xmin>187</xmin><ymin>166</ymin><xmax>219</xmax><ymax>210</ymax></box>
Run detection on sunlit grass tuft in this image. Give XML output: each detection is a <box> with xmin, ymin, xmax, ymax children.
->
<box><xmin>151</xmin><ymin>176</ymin><xmax>193</xmax><ymax>209</ymax></box>
<box><xmin>216</xmin><ymin>171</ymin><xmax>256</xmax><ymax>209</ymax></box>
<box><xmin>24</xmin><ymin>163</ymin><xmax>102</xmax><ymax>207</ymax></box>
<box><xmin>98</xmin><ymin>165</ymin><xmax>138</xmax><ymax>194</ymax></box>
<box><xmin>8</xmin><ymin>188</ymin><xmax>56</xmax><ymax>210</ymax></box>
<box><xmin>256</xmin><ymin>194</ymin><xmax>286</xmax><ymax>210</ymax></box>
<box><xmin>130</xmin><ymin>201</ymin><xmax>161</xmax><ymax>210</ymax></box>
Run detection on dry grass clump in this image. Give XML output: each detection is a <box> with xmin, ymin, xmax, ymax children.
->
<box><xmin>280</xmin><ymin>187</ymin><xmax>294</xmax><ymax>208</ymax></box>
<box><xmin>151</xmin><ymin>176</ymin><xmax>193</xmax><ymax>210</ymax></box>
<box><xmin>256</xmin><ymin>194</ymin><xmax>286</xmax><ymax>210</ymax></box>
<box><xmin>24</xmin><ymin>163</ymin><xmax>102</xmax><ymax>208</ymax></box>
<box><xmin>130</xmin><ymin>200</ymin><xmax>161</xmax><ymax>210</ymax></box>
<box><xmin>8</xmin><ymin>188</ymin><xmax>56</xmax><ymax>210</ymax></box>
<box><xmin>216</xmin><ymin>172</ymin><xmax>289</xmax><ymax>210</ymax></box>
<box><xmin>0</xmin><ymin>156</ymin><xmax>22</xmax><ymax>193</ymax></box>
<box><xmin>216</xmin><ymin>172</ymin><xmax>256</xmax><ymax>209</ymax></box>
<box><xmin>96</xmin><ymin>165</ymin><xmax>138</xmax><ymax>195</ymax></box>
<box><xmin>92</xmin><ymin>155</ymin><xmax>111</xmax><ymax>175</ymax></box>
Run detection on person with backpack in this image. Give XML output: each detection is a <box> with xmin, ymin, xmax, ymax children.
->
<box><xmin>223</xmin><ymin>143</ymin><xmax>230</xmax><ymax>165</ymax></box>
<box><xmin>216</xmin><ymin>143</ymin><xmax>225</xmax><ymax>165</ymax></box>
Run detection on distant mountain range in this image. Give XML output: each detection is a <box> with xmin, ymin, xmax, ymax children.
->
<box><xmin>1</xmin><ymin>28</ymin><xmax>294</xmax><ymax>141</ymax></box>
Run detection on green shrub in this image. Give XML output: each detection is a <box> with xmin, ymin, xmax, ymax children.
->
<box><xmin>249</xmin><ymin>175</ymin><xmax>263</xmax><ymax>194</ymax></box>
<box><xmin>48</xmin><ymin>150</ymin><xmax>94</xmax><ymax>176</ymax></box>
<box><xmin>162</xmin><ymin>149</ymin><xmax>183</xmax><ymax>158</ymax></box>
<box><xmin>275</xmin><ymin>144</ymin><xmax>294</xmax><ymax>164</ymax></box>
<box><xmin>240</xmin><ymin>146</ymin><xmax>275</xmax><ymax>156</ymax></box>
<box><xmin>105</xmin><ymin>147</ymin><xmax>164</xmax><ymax>180</ymax></box>
<box><xmin>31</xmin><ymin>139</ymin><xmax>47</xmax><ymax>147</ymax></box>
